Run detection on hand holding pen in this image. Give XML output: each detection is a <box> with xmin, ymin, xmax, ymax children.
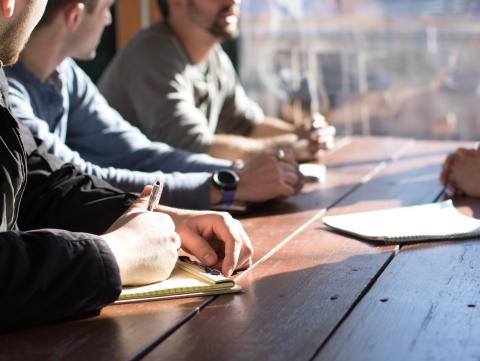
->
<box><xmin>101</xmin><ymin>184</ymin><xmax>180</xmax><ymax>285</ymax></box>
<box><xmin>143</xmin><ymin>179</ymin><xmax>253</xmax><ymax>277</ymax></box>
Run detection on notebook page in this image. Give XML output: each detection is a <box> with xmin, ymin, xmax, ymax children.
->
<box><xmin>322</xmin><ymin>200</ymin><xmax>480</xmax><ymax>242</ymax></box>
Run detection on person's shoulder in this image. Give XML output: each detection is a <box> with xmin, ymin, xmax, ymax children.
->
<box><xmin>124</xmin><ymin>21</ymin><xmax>181</xmax><ymax>57</ymax></box>
<box><xmin>5</xmin><ymin>62</ymin><xmax>37</xmax><ymax>98</ymax></box>
<box><xmin>57</xmin><ymin>58</ymin><xmax>90</xmax><ymax>84</ymax></box>
<box><xmin>5</xmin><ymin>61</ymin><xmax>33</xmax><ymax>84</ymax></box>
<box><xmin>57</xmin><ymin>57</ymin><xmax>83</xmax><ymax>77</ymax></box>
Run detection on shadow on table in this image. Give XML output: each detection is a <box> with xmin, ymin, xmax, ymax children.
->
<box><xmin>0</xmin><ymin>296</ymin><xmax>207</xmax><ymax>361</ymax></box>
<box><xmin>244</xmin><ymin>161</ymin><xmax>445</xmax><ymax>218</ymax></box>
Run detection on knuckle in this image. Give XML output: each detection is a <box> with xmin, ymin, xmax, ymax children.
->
<box><xmin>245</xmin><ymin>245</ymin><xmax>253</xmax><ymax>258</ymax></box>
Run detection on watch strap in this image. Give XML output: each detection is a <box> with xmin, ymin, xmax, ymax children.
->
<box><xmin>220</xmin><ymin>189</ymin><xmax>236</xmax><ymax>204</ymax></box>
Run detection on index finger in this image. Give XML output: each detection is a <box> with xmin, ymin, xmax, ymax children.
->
<box><xmin>440</xmin><ymin>153</ymin><xmax>455</xmax><ymax>185</ymax></box>
<box><xmin>212</xmin><ymin>216</ymin><xmax>252</xmax><ymax>276</ymax></box>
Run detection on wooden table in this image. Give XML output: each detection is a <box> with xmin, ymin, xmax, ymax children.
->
<box><xmin>2</xmin><ymin>136</ymin><xmax>479</xmax><ymax>361</ymax></box>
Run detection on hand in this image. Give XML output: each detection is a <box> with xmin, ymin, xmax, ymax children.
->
<box><xmin>440</xmin><ymin>147</ymin><xmax>480</xmax><ymax>197</ymax></box>
<box><xmin>102</xmin><ymin>186</ymin><xmax>181</xmax><ymax>286</ymax></box>
<box><xmin>234</xmin><ymin>151</ymin><xmax>304</xmax><ymax>202</ymax></box>
<box><xmin>294</xmin><ymin>115</ymin><xmax>336</xmax><ymax>161</ymax></box>
<box><xmin>157</xmin><ymin>207</ymin><xmax>253</xmax><ymax>276</ymax></box>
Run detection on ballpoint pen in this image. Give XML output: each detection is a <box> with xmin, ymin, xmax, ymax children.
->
<box><xmin>147</xmin><ymin>180</ymin><xmax>164</xmax><ymax>211</ymax></box>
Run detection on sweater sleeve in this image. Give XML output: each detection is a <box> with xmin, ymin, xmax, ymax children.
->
<box><xmin>6</xmin><ymin>66</ymin><xmax>232</xmax><ymax>209</ymax></box>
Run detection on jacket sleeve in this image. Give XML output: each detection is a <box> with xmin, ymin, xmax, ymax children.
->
<box><xmin>0</xmin><ymin>229</ymin><xmax>121</xmax><ymax>332</ymax></box>
<box><xmin>0</xmin><ymin>120</ymin><xmax>122</xmax><ymax>331</ymax></box>
<box><xmin>17</xmin><ymin>121</ymin><xmax>137</xmax><ymax>234</ymax></box>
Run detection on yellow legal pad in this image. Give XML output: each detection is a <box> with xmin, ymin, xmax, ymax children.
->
<box><xmin>116</xmin><ymin>257</ymin><xmax>242</xmax><ymax>303</ymax></box>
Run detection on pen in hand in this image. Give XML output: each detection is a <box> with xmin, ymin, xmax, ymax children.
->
<box><xmin>147</xmin><ymin>181</ymin><xmax>164</xmax><ymax>211</ymax></box>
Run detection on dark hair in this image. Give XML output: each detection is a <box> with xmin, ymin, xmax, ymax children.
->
<box><xmin>157</xmin><ymin>0</ymin><xmax>169</xmax><ymax>18</ymax></box>
<box><xmin>37</xmin><ymin>0</ymin><xmax>100</xmax><ymax>27</ymax></box>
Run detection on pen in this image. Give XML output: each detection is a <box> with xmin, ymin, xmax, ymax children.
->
<box><xmin>147</xmin><ymin>180</ymin><xmax>164</xmax><ymax>211</ymax></box>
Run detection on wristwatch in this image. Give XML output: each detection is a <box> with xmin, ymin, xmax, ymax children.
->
<box><xmin>212</xmin><ymin>169</ymin><xmax>239</xmax><ymax>204</ymax></box>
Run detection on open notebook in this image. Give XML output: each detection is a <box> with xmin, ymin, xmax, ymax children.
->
<box><xmin>322</xmin><ymin>200</ymin><xmax>480</xmax><ymax>243</ymax></box>
<box><xmin>117</xmin><ymin>256</ymin><xmax>242</xmax><ymax>303</ymax></box>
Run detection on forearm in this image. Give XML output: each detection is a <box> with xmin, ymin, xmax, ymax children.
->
<box><xmin>208</xmin><ymin>134</ymin><xmax>264</xmax><ymax>160</ymax></box>
<box><xmin>209</xmin><ymin>133</ymin><xmax>297</xmax><ymax>161</ymax></box>
<box><xmin>249</xmin><ymin>117</ymin><xmax>295</xmax><ymax>138</ymax></box>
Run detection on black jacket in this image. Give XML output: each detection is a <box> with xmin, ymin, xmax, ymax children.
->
<box><xmin>0</xmin><ymin>70</ymin><xmax>136</xmax><ymax>332</ymax></box>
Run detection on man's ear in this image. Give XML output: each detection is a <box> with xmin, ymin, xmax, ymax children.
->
<box><xmin>1</xmin><ymin>0</ymin><xmax>15</xmax><ymax>17</ymax></box>
<box><xmin>63</xmin><ymin>2</ymin><xmax>86</xmax><ymax>31</ymax></box>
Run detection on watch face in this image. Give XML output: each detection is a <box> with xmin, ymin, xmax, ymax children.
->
<box><xmin>213</xmin><ymin>170</ymin><xmax>239</xmax><ymax>190</ymax></box>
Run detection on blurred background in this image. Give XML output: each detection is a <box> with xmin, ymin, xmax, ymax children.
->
<box><xmin>91</xmin><ymin>0</ymin><xmax>480</xmax><ymax>141</ymax></box>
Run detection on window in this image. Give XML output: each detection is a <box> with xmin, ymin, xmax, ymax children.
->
<box><xmin>239</xmin><ymin>0</ymin><xmax>480</xmax><ymax>140</ymax></box>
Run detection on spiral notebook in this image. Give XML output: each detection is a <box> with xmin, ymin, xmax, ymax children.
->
<box><xmin>116</xmin><ymin>257</ymin><xmax>242</xmax><ymax>303</ymax></box>
<box><xmin>322</xmin><ymin>200</ymin><xmax>480</xmax><ymax>243</ymax></box>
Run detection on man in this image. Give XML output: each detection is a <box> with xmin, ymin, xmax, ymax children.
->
<box><xmin>440</xmin><ymin>146</ymin><xmax>480</xmax><ymax>197</ymax></box>
<box><xmin>99</xmin><ymin>0</ymin><xmax>335</xmax><ymax>161</ymax></box>
<box><xmin>6</xmin><ymin>0</ymin><xmax>302</xmax><ymax>211</ymax></box>
<box><xmin>0</xmin><ymin>0</ymin><xmax>252</xmax><ymax>331</ymax></box>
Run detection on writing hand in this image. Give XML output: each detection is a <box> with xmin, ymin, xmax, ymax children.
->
<box><xmin>102</xmin><ymin>186</ymin><xmax>180</xmax><ymax>285</ymax></box>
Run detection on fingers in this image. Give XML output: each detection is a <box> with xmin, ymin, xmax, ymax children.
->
<box><xmin>129</xmin><ymin>185</ymin><xmax>153</xmax><ymax>212</ymax></box>
<box><xmin>181</xmin><ymin>230</ymin><xmax>219</xmax><ymax>267</ymax></box>
<box><xmin>182</xmin><ymin>214</ymin><xmax>253</xmax><ymax>277</ymax></box>
<box><xmin>172</xmin><ymin>231</ymin><xmax>182</xmax><ymax>250</ymax></box>
<box><xmin>235</xmin><ymin>222</ymin><xmax>253</xmax><ymax>269</ymax></box>
<box><xmin>214</xmin><ymin>217</ymin><xmax>253</xmax><ymax>276</ymax></box>
<box><xmin>440</xmin><ymin>153</ymin><xmax>455</xmax><ymax>185</ymax></box>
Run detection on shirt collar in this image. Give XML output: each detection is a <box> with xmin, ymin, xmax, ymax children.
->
<box><xmin>13</xmin><ymin>60</ymin><xmax>63</xmax><ymax>92</ymax></box>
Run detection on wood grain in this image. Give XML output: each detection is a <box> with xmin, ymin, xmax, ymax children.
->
<box><xmin>316</xmin><ymin>238</ymin><xmax>480</xmax><ymax>361</ymax></box>
<box><xmin>143</xmin><ymin>139</ymin><xmax>466</xmax><ymax>361</ymax></box>
<box><xmin>0</xmin><ymin>137</ymin><xmax>407</xmax><ymax>361</ymax></box>
<box><xmin>0</xmin><ymin>137</ymin><xmax>466</xmax><ymax>361</ymax></box>
<box><xmin>313</xmin><ymin>196</ymin><xmax>480</xmax><ymax>361</ymax></box>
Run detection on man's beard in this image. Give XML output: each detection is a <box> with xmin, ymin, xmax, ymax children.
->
<box><xmin>0</xmin><ymin>9</ymin><xmax>32</xmax><ymax>65</ymax></box>
<box><xmin>187</xmin><ymin>0</ymin><xmax>240</xmax><ymax>40</ymax></box>
<box><xmin>208</xmin><ymin>18</ymin><xmax>239</xmax><ymax>40</ymax></box>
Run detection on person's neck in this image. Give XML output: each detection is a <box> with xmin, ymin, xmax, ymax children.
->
<box><xmin>20</xmin><ymin>30</ymin><xmax>66</xmax><ymax>82</ymax></box>
<box><xmin>168</xmin><ymin>19</ymin><xmax>218</xmax><ymax>64</ymax></box>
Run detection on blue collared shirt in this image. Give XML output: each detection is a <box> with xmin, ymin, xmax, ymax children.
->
<box><xmin>6</xmin><ymin>58</ymin><xmax>231</xmax><ymax>209</ymax></box>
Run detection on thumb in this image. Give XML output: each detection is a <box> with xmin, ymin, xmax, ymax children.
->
<box><xmin>129</xmin><ymin>185</ymin><xmax>153</xmax><ymax>211</ymax></box>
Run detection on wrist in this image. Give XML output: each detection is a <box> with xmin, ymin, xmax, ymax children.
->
<box><xmin>209</xmin><ymin>180</ymin><xmax>223</xmax><ymax>204</ymax></box>
<box><xmin>210</xmin><ymin>169</ymin><xmax>239</xmax><ymax>204</ymax></box>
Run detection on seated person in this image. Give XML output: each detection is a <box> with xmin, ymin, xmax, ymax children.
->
<box><xmin>6</xmin><ymin>0</ymin><xmax>302</xmax><ymax>211</ymax></box>
<box><xmin>440</xmin><ymin>146</ymin><xmax>480</xmax><ymax>197</ymax></box>
<box><xmin>99</xmin><ymin>0</ymin><xmax>335</xmax><ymax>162</ymax></box>
<box><xmin>0</xmin><ymin>0</ymin><xmax>252</xmax><ymax>332</ymax></box>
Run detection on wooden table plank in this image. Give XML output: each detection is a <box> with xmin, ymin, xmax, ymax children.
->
<box><xmin>0</xmin><ymin>137</ymin><xmax>411</xmax><ymax>361</ymax></box>
<box><xmin>315</xmin><ymin>199</ymin><xmax>480</xmax><ymax>361</ymax></box>
<box><xmin>142</xmin><ymin>139</ymin><xmax>465</xmax><ymax>361</ymax></box>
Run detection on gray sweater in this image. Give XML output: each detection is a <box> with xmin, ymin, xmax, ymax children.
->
<box><xmin>99</xmin><ymin>21</ymin><xmax>264</xmax><ymax>154</ymax></box>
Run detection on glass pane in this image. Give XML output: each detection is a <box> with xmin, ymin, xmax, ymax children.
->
<box><xmin>239</xmin><ymin>0</ymin><xmax>480</xmax><ymax>140</ymax></box>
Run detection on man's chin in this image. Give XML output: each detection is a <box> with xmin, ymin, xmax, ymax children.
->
<box><xmin>1</xmin><ymin>51</ymin><xmax>20</xmax><ymax>67</ymax></box>
<box><xmin>209</xmin><ymin>25</ymin><xmax>239</xmax><ymax>40</ymax></box>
